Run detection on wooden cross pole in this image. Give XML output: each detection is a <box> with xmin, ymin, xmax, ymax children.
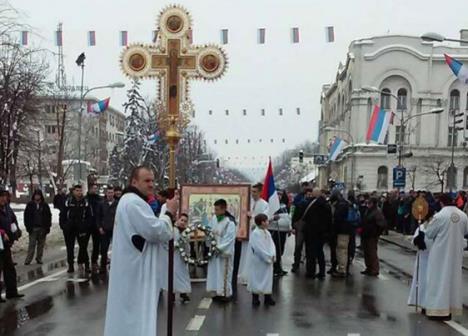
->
<box><xmin>120</xmin><ymin>5</ymin><xmax>227</xmax><ymax>336</ymax></box>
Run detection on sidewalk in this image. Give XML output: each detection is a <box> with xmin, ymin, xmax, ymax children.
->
<box><xmin>380</xmin><ymin>230</ymin><xmax>468</xmax><ymax>271</ymax></box>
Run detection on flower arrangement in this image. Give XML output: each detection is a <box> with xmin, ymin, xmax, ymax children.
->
<box><xmin>175</xmin><ymin>224</ymin><xmax>219</xmax><ymax>266</ymax></box>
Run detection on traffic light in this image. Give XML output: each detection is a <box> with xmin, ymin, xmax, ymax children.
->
<box><xmin>299</xmin><ymin>150</ymin><xmax>304</xmax><ymax>163</ymax></box>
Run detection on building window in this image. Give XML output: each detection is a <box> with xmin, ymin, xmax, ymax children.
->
<box><xmin>225</xmin><ymin>109</ymin><xmax>229</xmax><ymax>116</ymax></box>
<box><xmin>377</xmin><ymin>166</ymin><xmax>388</xmax><ymax>189</ymax></box>
<box><xmin>258</xmin><ymin>28</ymin><xmax>265</xmax><ymax>44</ymax></box>
<box><xmin>395</xmin><ymin>125</ymin><xmax>406</xmax><ymax>144</ymax></box>
<box><xmin>381</xmin><ymin>88</ymin><xmax>391</xmax><ymax>110</ymax></box>
<box><xmin>296</xmin><ymin>107</ymin><xmax>301</xmax><ymax>115</ymax></box>
<box><xmin>214</xmin><ymin>140</ymin><xmax>217</xmax><ymax>144</ymax></box>
<box><xmin>448</xmin><ymin>126</ymin><xmax>458</xmax><ymax>146</ymax></box>
<box><xmin>221</xmin><ymin>29</ymin><xmax>228</xmax><ymax>44</ymax></box>
<box><xmin>46</xmin><ymin>125</ymin><xmax>57</xmax><ymax>134</ymax></box>
<box><xmin>397</xmin><ymin>88</ymin><xmax>408</xmax><ymax>110</ymax></box>
<box><xmin>243</xmin><ymin>109</ymin><xmax>247</xmax><ymax>116</ymax></box>
<box><xmin>464</xmin><ymin>167</ymin><xmax>468</xmax><ymax>188</ymax></box>
<box><xmin>261</xmin><ymin>109</ymin><xmax>265</xmax><ymax>116</ymax></box>
<box><xmin>279</xmin><ymin>108</ymin><xmax>283</xmax><ymax>116</ymax></box>
<box><xmin>209</xmin><ymin>110</ymin><xmax>213</xmax><ymax>115</ymax></box>
<box><xmin>291</xmin><ymin>27</ymin><xmax>300</xmax><ymax>43</ymax></box>
<box><xmin>282</xmin><ymin>138</ymin><xmax>286</xmax><ymax>143</ymax></box>
<box><xmin>450</xmin><ymin>89</ymin><xmax>460</xmax><ymax>111</ymax></box>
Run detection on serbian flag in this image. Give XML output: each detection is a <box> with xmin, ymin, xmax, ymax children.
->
<box><xmin>366</xmin><ymin>105</ymin><xmax>394</xmax><ymax>144</ymax></box>
<box><xmin>21</xmin><ymin>31</ymin><xmax>28</xmax><ymax>46</ymax></box>
<box><xmin>445</xmin><ymin>54</ymin><xmax>468</xmax><ymax>84</ymax></box>
<box><xmin>261</xmin><ymin>158</ymin><xmax>280</xmax><ymax>218</ymax></box>
<box><xmin>88</xmin><ymin>31</ymin><xmax>96</xmax><ymax>46</ymax></box>
<box><xmin>87</xmin><ymin>98</ymin><xmax>110</xmax><ymax>114</ymax></box>
<box><xmin>120</xmin><ymin>31</ymin><xmax>128</xmax><ymax>46</ymax></box>
<box><xmin>329</xmin><ymin>137</ymin><xmax>346</xmax><ymax>161</ymax></box>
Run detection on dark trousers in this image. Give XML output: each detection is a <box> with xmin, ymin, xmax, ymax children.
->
<box><xmin>347</xmin><ymin>231</ymin><xmax>356</xmax><ymax>274</ymax></box>
<box><xmin>362</xmin><ymin>237</ymin><xmax>379</xmax><ymax>275</ymax></box>
<box><xmin>1</xmin><ymin>246</ymin><xmax>19</xmax><ymax>296</ymax></box>
<box><xmin>305</xmin><ymin>235</ymin><xmax>325</xmax><ymax>276</ymax></box>
<box><xmin>63</xmin><ymin>228</ymin><xmax>90</xmax><ymax>266</ymax></box>
<box><xmin>270</xmin><ymin>230</ymin><xmax>287</xmax><ymax>272</ymax></box>
<box><xmin>293</xmin><ymin>222</ymin><xmax>305</xmax><ymax>268</ymax></box>
<box><xmin>100</xmin><ymin>231</ymin><xmax>112</xmax><ymax>270</ymax></box>
<box><xmin>91</xmin><ymin>228</ymin><xmax>101</xmax><ymax>265</ymax></box>
<box><xmin>25</xmin><ymin>227</ymin><xmax>47</xmax><ymax>264</ymax></box>
<box><xmin>329</xmin><ymin>235</ymin><xmax>338</xmax><ymax>270</ymax></box>
<box><xmin>232</xmin><ymin>240</ymin><xmax>242</xmax><ymax>296</ymax></box>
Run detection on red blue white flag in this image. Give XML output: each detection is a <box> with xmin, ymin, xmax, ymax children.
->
<box><xmin>329</xmin><ymin>137</ymin><xmax>346</xmax><ymax>161</ymax></box>
<box><xmin>88</xmin><ymin>31</ymin><xmax>96</xmax><ymax>46</ymax></box>
<box><xmin>87</xmin><ymin>98</ymin><xmax>110</xmax><ymax>115</ymax></box>
<box><xmin>120</xmin><ymin>31</ymin><xmax>128</xmax><ymax>46</ymax></box>
<box><xmin>21</xmin><ymin>31</ymin><xmax>28</xmax><ymax>46</ymax></box>
<box><xmin>261</xmin><ymin>158</ymin><xmax>280</xmax><ymax>217</ymax></box>
<box><xmin>445</xmin><ymin>54</ymin><xmax>468</xmax><ymax>84</ymax></box>
<box><xmin>366</xmin><ymin>105</ymin><xmax>394</xmax><ymax>144</ymax></box>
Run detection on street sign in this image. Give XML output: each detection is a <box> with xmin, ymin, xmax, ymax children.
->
<box><xmin>387</xmin><ymin>144</ymin><xmax>397</xmax><ymax>154</ymax></box>
<box><xmin>313</xmin><ymin>155</ymin><xmax>328</xmax><ymax>165</ymax></box>
<box><xmin>393</xmin><ymin>167</ymin><xmax>406</xmax><ymax>188</ymax></box>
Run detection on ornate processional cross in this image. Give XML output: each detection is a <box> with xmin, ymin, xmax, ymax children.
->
<box><xmin>119</xmin><ymin>5</ymin><xmax>227</xmax><ymax>336</ymax></box>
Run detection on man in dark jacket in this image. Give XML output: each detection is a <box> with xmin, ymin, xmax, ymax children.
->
<box><xmin>87</xmin><ymin>183</ymin><xmax>103</xmax><ymax>274</ymax></box>
<box><xmin>300</xmin><ymin>188</ymin><xmax>332</xmax><ymax>279</ymax></box>
<box><xmin>361</xmin><ymin>197</ymin><xmax>386</xmax><ymax>276</ymax></box>
<box><xmin>98</xmin><ymin>186</ymin><xmax>118</xmax><ymax>274</ymax></box>
<box><xmin>329</xmin><ymin>190</ymin><xmax>350</xmax><ymax>278</ymax></box>
<box><xmin>63</xmin><ymin>185</ymin><xmax>92</xmax><ymax>274</ymax></box>
<box><xmin>0</xmin><ymin>190</ymin><xmax>24</xmax><ymax>300</ymax></box>
<box><xmin>24</xmin><ymin>190</ymin><xmax>52</xmax><ymax>265</ymax></box>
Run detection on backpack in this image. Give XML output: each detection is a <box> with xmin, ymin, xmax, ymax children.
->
<box><xmin>346</xmin><ymin>203</ymin><xmax>360</xmax><ymax>226</ymax></box>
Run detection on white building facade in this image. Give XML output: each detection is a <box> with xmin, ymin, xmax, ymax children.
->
<box><xmin>318</xmin><ymin>32</ymin><xmax>468</xmax><ymax>192</ymax></box>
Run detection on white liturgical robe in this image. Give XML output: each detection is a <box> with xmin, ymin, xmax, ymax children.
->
<box><xmin>247</xmin><ymin>228</ymin><xmax>276</xmax><ymax>294</ymax></box>
<box><xmin>239</xmin><ymin>198</ymin><xmax>270</xmax><ymax>283</ymax></box>
<box><xmin>423</xmin><ymin>206</ymin><xmax>468</xmax><ymax>317</ymax></box>
<box><xmin>206</xmin><ymin>215</ymin><xmax>236</xmax><ymax>297</ymax></box>
<box><xmin>104</xmin><ymin>192</ymin><xmax>173</xmax><ymax>336</ymax></box>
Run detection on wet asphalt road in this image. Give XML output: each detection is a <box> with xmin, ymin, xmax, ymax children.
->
<box><xmin>3</xmin><ymin>237</ymin><xmax>468</xmax><ymax>336</ymax></box>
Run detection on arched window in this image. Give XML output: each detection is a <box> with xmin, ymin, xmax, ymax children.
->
<box><xmin>397</xmin><ymin>88</ymin><xmax>408</xmax><ymax>110</ymax></box>
<box><xmin>377</xmin><ymin>166</ymin><xmax>388</xmax><ymax>189</ymax></box>
<box><xmin>463</xmin><ymin>167</ymin><xmax>468</xmax><ymax>188</ymax></box>
<box><xmin>450</xmin><ymin>89</ymin><xmax>460</xmax><ymax>111</ymax></box>
<box><xmin>381</xmin><ymin>88</ymin><xmax>391</xmax><ymax>110</ymax></box>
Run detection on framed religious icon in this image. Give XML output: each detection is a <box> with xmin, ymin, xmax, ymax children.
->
<box><xmin>180</xmin><ymin>184</ymin><xmax>251</xmax><ymax>240</ymax></box>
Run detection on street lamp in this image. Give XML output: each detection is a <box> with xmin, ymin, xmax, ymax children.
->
<box><xmin>323</xmin><ymin>126</ymin><xmax>355</xmax><ymax>190</ymax></box>
<box><xmin>421</xmin><ymin>32</ymin><xmax>468</xmax><ymax>44</ymax></box>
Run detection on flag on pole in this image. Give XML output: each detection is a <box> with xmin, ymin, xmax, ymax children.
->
<box><xmin>444</xmin><ymin>54</ymin><xmax>468</xmax><ymax>84</ymax></box>
<box><xmin>146</xmin><ymin>132</ymin><xmax>159</xmax><ymax>145</ymax></box>
<box><xmin>325</xmin><ymin>26</ymin><xmax>335</xmax><ymax>43</ymax></box>
<box><xmin>120</xmin><ymin>31</ymin><xmax>128</xmax><ymax>46</ymax></box>
<box><xmin>88</xmin><ymin>31</ymin><xmax>96</xmax><ymax>46</ymax></box>
<box><xmin>87</xmin><ymin>98</ymin><xmax>110</xmax><ymax>114</ymax></box>
<box><xmin>366</xmin><ymin>105</ymin><xmax>394</xmax><ymax>144</ymax></box>
<box><xmin>261</xmin><ymin>158</ymin><xmax>280</xmax><ymax>218</ymax></box>
<box><xmin>55</xmin><ymin>30</ymin><xmax>63</xmax><ymax>46</ymax></box>
<box><xmin>329</xmin><ymin>137</ymin><xmax>346</xmax><ymax>161</ymax></box>
<box><xmin>21</xmin><ymin>31</ymin><xmax>28</xmax><ymax>46</ymax></box>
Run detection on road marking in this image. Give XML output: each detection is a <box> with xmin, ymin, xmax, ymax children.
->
<box><xmin>18</xmin><ymin>269</ymin><xmax>67</xmax><ymax>291</ymax></box>
<box><xmin>186</xmin><ymin>315</ymin><xmax>206</xmax><ymax>331</ymax></box>
<box><xmin>445</xmin><ymin>321</ymin><xmax>468</xmax><ymax>336</ymax></box>
<box><xmin>267</xmin><ymin>334</ymin><xmax>280</xmax><ymax>336</ymax></box>
<box><xmin>348</xmin><ymin>334</ymin><xmax>361</xmax><ymax>336</ymax></box>
<box><xmin>198</xmin><ymin>298</ymin><xmax>212</xmax><ymax>309</ymax></box>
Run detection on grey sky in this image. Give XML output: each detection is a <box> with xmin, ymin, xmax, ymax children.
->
<box><xmin>10</xmin><ymin>0</ymin><xmax>468</xmax><ymax>180</ymax></box>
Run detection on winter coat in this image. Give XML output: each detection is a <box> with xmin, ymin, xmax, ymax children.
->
<box><xmin>100</xmin><ymin>199</ymin><xmax>118</xmax><ymax>232</ymax></box>
<box><xmin>63</xmin><ymin>196</ymin><xmax>92</xmax><ymax>233</ymax></box>
<box><xmin>24</xmin><ymin>201</ymin><xmax>52</xmax><ymax>233</ymax></box>
<box><xmin>55</xmin><ymin>193</ymin><xmax>67</xmax><ymax>229</ymax></box>
<box><xmin>299</xmin><ymin>196</ymin><xmax>332</xmax><ymax>238</ymax></box>
<box><xmin>362</xmin><ymin>207</ymin><xmax>386</xmax><ymax>239</ymax></box>
<box><xmin>0</xmin><ymin>204</ymin><xmax>19</xmax><ymax>246</ymax></box>
<box><xmin>331</xmin><ymin>198</ymin><xmax>351</xmax><ymax>235</ymax></box>
<box><xmin>86</xmin><ymin>193</ymin><xmax>102</xmax><ymax>230</ymax></box>
<box><xmin>382</xmin><ymin>199</ymin><xmax>398</xmax><ymax>228</ymax></box>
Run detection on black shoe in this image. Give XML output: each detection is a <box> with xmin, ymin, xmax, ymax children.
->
<box><xmin>180</xmin><ymin>294</ymin><xmax>191</xmax><ymax>304</ymax></box>
<box><xmin>331</xmin><ymin>271</ymin><xmax>347</xmax><ymax>278</ymax></box>
<box><xmin>36</xmin><ymin>259</ymin><xmax>43</xmax><ymax>265</ymax></box>
<box><xmin>316</xmin><ymin>275</ymin><xmax>325</xmax><ymax>281</ymax></box>
<box><xmin>67</xmin><ymin>266</ymin><xmax>75</xmax><ymax>273</ymax></box>
<box><xmin>361</xmin><ymin>270</ymin><xmax>370</xmax><ymax>275</ymax></box>
<box><xmin>264</xmin><ymin>295</ymin><xmax>276</xmax><ymax>306</ymax></box>
<box><xmin>252</xmin><ymin>295</ymin><xmax>260</xmax><ymax>307</ymax></box>
<box><xmin>6</xmin><ymin>293</ymin><xmax>24</xmax><ymax>299</ymax></box>
<box><xmin>24</xmin><ymin>261</ymin><xmax>31</xmax><ymax>266</ymax></box>
<box><xmin>279</xmin><ymin>270</ymin><xmax>288</xmax><ymax>276</ymax></box>
<box><xmin>0</xmin><ymin>297</ymin><xmax>5</xmax><ymax>303</ymax></box>
<box><xmin>291</xmin><ymin>265</ymin><xmax>299</xmax><ymax>273</ymax></box>
<box><xmin>327</xmin><ymin>268</ymin><xmax>336</xmax><ymax>274</ymax></box>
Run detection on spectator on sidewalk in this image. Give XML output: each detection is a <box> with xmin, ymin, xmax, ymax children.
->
<box><xmin>382</xmin><ymin>191</ymin><xmax>398</xmax><ymax>232</ymax></box>
<box><xmin>24</xmin><ymin>190</ymin><xmax>52</xmax><ymax>265</ymax></box>
<box><xmin>361</xmin><ymin>197</ymin><xmax>386</xmax><ymax>277</ymax></box>
<box><xmin>86</xmin><ymin>183</ymin><xmax>103</xmax><ymax>274</ymax></box>
<box><xmin>291</xmin><ymin>187</ymin><xmax>313</xmax><ymax>273</ymax></box>
<box><xmin>53</xmin><ymin>187</ymin><xmax>67</xmax><ymax>211</ymax></box>
<box><xmin>269</xmin><ymin>191</ymin><xmax>291</xmax><ymax>277</ymax></box>
<box><xmin>113</xmin><ymin>186</ymin><xmax>123</xmax><ymax>200</ymax></box>
<box><xmin>329</xmin><ymin>190</ymin><xmax>350</xmax><ymax>278</ymax></box>
<box><xmin>99</xmin><ymin>186</ymin><xmax>118</xmax><ymax>274</ymax></box>
<box><xmin>0</xmin><ymin>189</ymin><xmax>24</xmax><ymax>300</ymax></box>
<box><xmin>63</xmin><ymin>185</ymin><xmax>92</xmax><ymax>275</ymax></box>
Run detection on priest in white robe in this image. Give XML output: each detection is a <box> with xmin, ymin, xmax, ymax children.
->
<box><xmin>239</xmin><ymin>183</ymin><xmax>269</xmax><ymax>284</ymax></box>
<box><xmin>104</xmin><ymin>166</ymin><xmax>176</xmax><ymax>336</ymax></box>
<box><xmin>248</xmin><ymin>213</ymin><xmax>276</xmax><ymax>306</ymax></box>
<box><xmin>207</xmin><ymin>199</ymin><xmax>236</xmax><ymax>301</ymax></box>
<box><xmin>422</xmin><ymin>194</ymin><xmax>468</xmax><ymax>319</ymax></box>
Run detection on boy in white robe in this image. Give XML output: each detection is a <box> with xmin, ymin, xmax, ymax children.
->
<box><xmin>206</xmin><ymin>199</ymin><xmax>236</xmax><ymax>302</ymax></box>
<box><xmin>104</xmin><ymin>166</ymin><xmax>176</xmax><ymax>336</ymax></box>
<box><xmin>248</xmin><ymin>213</ymin><xmax>276</xmax><ymax>306</ymax></box>
<box><xmin>174</xmin><ymin>213</ymin><xmax>191</xmax><ymax>303</ymax></box>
